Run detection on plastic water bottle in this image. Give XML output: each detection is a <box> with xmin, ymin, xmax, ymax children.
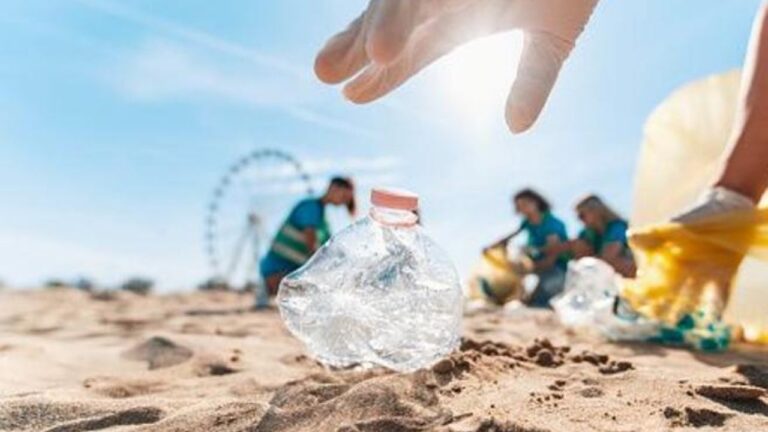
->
<box><xmin>552</xmin><ymin>258</ymin><xmax>660</xmax><ymax>341</ymax></box>
<box><xmin>278</xmin><ymin>187</ymin><xmax>463</xmax><ymax>372</ymax></box>
<box><xmin>551</xmin><ymin>258</ymin><xmax>619</xmax><ymax>327</ymax></box>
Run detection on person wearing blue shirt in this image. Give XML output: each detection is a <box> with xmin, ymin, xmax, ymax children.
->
<box><xmin>488</xmin><ymin>188</ymin><xmax>570</xmax><ymax>308</ymax></box>
<box><xmin>547</xmin><ymin>195</ymin><xmax>636</xmax><ymax>277</ymax></box>
<box><xmin>574</xmin><ymin>195</ymin><xmax>635</xmax><ymax>277</ymax></box>
<box><xmin>259</xmin><ymin>177</ymin><xmax>356</xmax><ymax>302</ymax></box>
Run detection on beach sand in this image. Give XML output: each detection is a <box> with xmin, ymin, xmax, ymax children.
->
<box><xmin>1</xmin><ymin>288</ymin><xmax>767</xmax><ymax>431</ymax></box>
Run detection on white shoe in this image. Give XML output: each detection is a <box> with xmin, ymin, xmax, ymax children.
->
<box><xmin>672</xmin><ymin>187</ymin><xmax>755</xmax><ymax>224</ymax></box>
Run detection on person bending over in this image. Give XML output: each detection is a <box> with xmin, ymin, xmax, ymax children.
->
<box><xmin>488</xmin><ymin>189</ymin><xmax>570</xmax><ymax>307</ymax></box>
<box><xmin>546</xmin><ymin>195</ymin><xmax>636</xmax><ymax>277</ymax></box>
<box><xmin>259</xmin><ymin>177</ymin><xmax>356</xmax><ymax>298</ymax></box>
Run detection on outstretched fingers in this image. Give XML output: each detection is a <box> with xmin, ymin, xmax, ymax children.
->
<box><xmin>315</xmin><ymin>13</ymin><xmax>369</xmax><ymax>84</ymax></box>
<box><xmin>505</xmin><ymin>31</ymin><xmax>573</xmax><ymax>133</ymax></box>
<box><xmin>344</xmin><ymin>4</ymin><xmax>504</xmax><ymax>104</ymax></box>
<box><xmin>365</xmin><ymin>0</ymin><xmax>422</xmax><ymax>65</ymax></box>
<box><xmin>315</xmin><ymin>0</ymin><xmax>426</xmax><ymax>84</ymax></box>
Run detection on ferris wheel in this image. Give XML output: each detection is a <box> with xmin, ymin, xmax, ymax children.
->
<box><xmin>204</xmin><ymin>149</ymin><xmax>313</xmax><ymax>290</ymax></box>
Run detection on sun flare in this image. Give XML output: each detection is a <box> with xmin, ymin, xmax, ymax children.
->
<box><xmin>433</xmin><ymin>32</ymin><xmax>523</xmax><ymax>131</ymax></box>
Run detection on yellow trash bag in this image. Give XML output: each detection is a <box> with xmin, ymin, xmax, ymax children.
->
<box><xmin>467</xmin><ymin>245</ymin><xmax>532</xmax><ymax>306</ymax></box>
<box><xmin>628</xmin><ymin>69</ymin><xmax>768</xmax><ymax>346</ymax></box>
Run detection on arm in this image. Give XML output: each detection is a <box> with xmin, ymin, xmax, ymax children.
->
<box><xmin>543</xmin><ymin>240</ymin><xmax>567</xmax><ymax>256</ymax></box>
<box><xmin>543</xmin><ymin>238</ymin><xmax>594</xmax><ymax>257</ymax></box>
<box><xmin>303</xmin><ymin>228</ymin><xmax>319</xmax><ymax>254</ymax></box>
<box><xmin>534</xmin><ymin>234</ymin><xmax>563</xmax><ymax>272</ymax></box>
<box><xmin>571</xmin><ymin>238</ymin><xmax>595</xmax><ymax>258</ymax></box>
<box><xmin>292</xmin><ymin>200</ymin><xmax>324</xmax><ymax>254</ymax></box>
<box><xmin>716</xmin><ymin>4</ymin><xmax>768</xmax><ymax>201</ymax></box>
<box><xmin>600</xmin><ymin>243</ymin><xmax>636</xmax><ymax>277</ymax></box>
<box><xmin>484</xmin><ymin>227</ymin><xmax>523</xmax><ymax>251</ymax></box>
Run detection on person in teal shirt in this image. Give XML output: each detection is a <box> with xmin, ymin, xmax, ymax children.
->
<box><xmin>547</xmin><ymin>194</ymin><xmax>636</xmax><ymax>277</ymax></box>
<box><xmin>259</xmin><ymin>177</ymin><xmax>356</xmax><ymax>301</ymax></box>
<box><xmin>488</xmin><ymin>189</ymin><xmax>570</xmax><ymax>308</ymax></box>
<box><xmin>574</xmin><ymin>195</ymin><xmax>635</xmax><ymax>277</ymax></box>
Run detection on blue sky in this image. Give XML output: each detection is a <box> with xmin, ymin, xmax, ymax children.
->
<box><xmin>0</xmin><ymin>0</ymin><xmax>763</xmax><ymax>290</ymax></box>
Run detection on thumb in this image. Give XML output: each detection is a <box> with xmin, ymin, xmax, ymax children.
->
<box><xmin>505</xmin><ymin>31</ymin><xmax>573</xmax><ymax>134</ymax></box>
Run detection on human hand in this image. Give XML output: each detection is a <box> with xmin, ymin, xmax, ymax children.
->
<box><xmin>671</xmin><ymin>187</ymin><xmax>754</xmax><ymax>224</ymax></box>
<box><xmin>315</xmin><ymin>0</ymin><xmax>598</xmax><ymax>133</ymax></box>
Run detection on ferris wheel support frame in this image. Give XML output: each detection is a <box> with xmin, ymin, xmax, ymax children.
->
<box><xmin>204</xmin><ymin>148</ymin><xmax>313</xmax><ymax>288</ymax></box>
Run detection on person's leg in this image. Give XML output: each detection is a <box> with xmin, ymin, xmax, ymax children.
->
<box><xmin>265</xmin><ymin>273</ymin><xmax>287</xmax><ymax>296</ymax></box>
<box><xmin>257</xmin><ymin>254</ymin><xmax>292</xmax><ymax>308</ymax></box>
<box><xmin>526</xmin><ymin>267</ymin><xmax>566</xmax><ymax>308</ymax></box>
<box><xmin>715</xmin><ymin>4</ymin><xmax>768</xmax><ymax>202</ymax></box>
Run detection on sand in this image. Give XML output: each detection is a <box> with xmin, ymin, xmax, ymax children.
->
<box><xmin>1</xmin><ymin>288</ymin><xmax>767</xmax><ymax>431</ymax></box>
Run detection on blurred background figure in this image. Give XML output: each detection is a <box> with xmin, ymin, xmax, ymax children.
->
<box><xmin>486</xmin><ymin>188</ymin><xmax>570</xmax><ymax>308</ymax></box>
<box><xmin>546</xmin><ymin>195</ymin><xmax>635</xmax><ymax>277</ymax></box>
<box><xmin>256</xmin><ymin>176</ymin><xmax>355</xmax><ymax>308</ymax></box>
<box><xmin>574</xmin><ymin>195</ymin><xmax>635</xmax><ymax>277</ymax></box>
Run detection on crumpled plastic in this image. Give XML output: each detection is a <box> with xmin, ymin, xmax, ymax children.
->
<box><xmin>624</xmin><ymin>211</ymin><xmax>766</xmax><ymax>322</ymax></box>
<box><xmin>552</xmin><ymin>258</ymin><xmax>661</xmax><ymax>341</ymax></box>
<box><xmin>619</xmin><ymin>210</ymin><xmax>767</xmax><ymax>350</ymax></box>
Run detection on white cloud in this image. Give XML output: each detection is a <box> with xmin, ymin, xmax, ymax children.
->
<box><xmin>78</xmin><ymin>0</ymin><xmax>374</xmax><ymax>137</ymax></box>
<box><xmin>302</xmin><ymin>156</ymin><xmax>401</xmax><ymax>176</ymax></box>
<box><xmin>74</xmin><ymin>0</ymin><xmax>306</xmax><ymax>80</ymax></box>
<box><xmin>113</xmin><ymin>40</ymin><xmax>297</xmax><ymax>106</ymax></box>
<box><xmin>108</xmin><ymin>39</ymin><xmax>374</xmax><ymax>138</ymax></box>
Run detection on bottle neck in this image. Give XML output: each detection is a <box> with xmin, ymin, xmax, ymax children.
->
<box><xmin>369</xmin><ymin>205</ymin><xmax>418</xmax><ymax>227</ymax></box>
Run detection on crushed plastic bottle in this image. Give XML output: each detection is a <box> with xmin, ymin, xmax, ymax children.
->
<box><xmin>551</xmin><ymin>258</ymin><xmax>619</xmax><ymax>327</ymax></box>
<box><xmin>552</xmin><ymin>258</ymin><xmax>660</xmax><ymax>342</ymax></box>
<box><xmin>278</xmin><ymin>187</ymin><xmax>463</xmax><ymax>372</ymax></box>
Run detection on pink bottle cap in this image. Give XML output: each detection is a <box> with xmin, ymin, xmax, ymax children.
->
<box><xmin>370</xmin><ymin>187</ymin><xmax>419</xmax><ymax>211</ymax></box>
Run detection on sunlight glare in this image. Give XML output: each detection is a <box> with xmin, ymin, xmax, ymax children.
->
<box><xmin>433</xmin><ymin>32</ymin><xmax>523</xmax><ymax>133</ymax></box>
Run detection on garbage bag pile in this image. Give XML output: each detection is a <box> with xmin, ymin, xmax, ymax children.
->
<box><xmin>554</xmin><ymin>70</ymin><xmax>768</xmax><ymax>350</ymax></box>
